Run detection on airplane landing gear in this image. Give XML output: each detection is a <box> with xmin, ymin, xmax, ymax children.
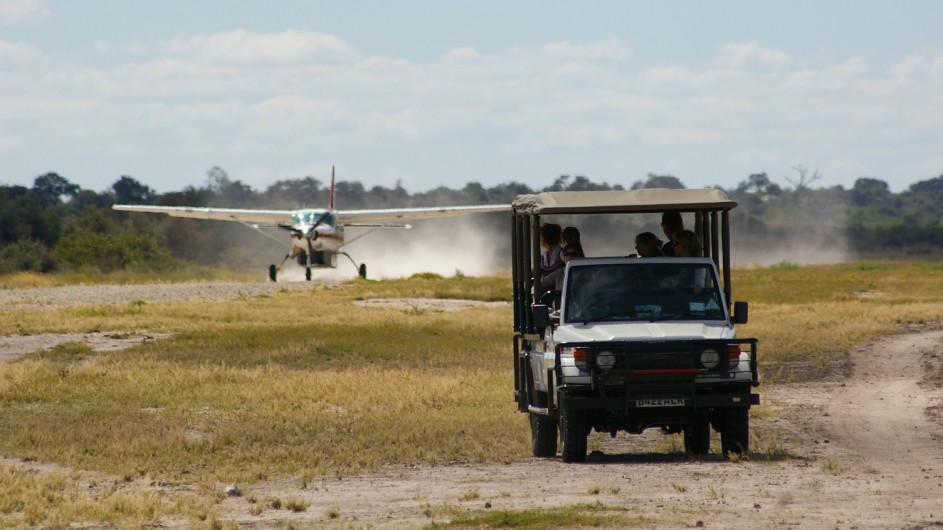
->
<box><xmin>269</xmin><ymin>252</ymin><xmax>294</xmax><ymax>282</ymax></box>
<box><xmin>338</xmin><ymin>251</ymin><xmax>366</xmax><ymax>279</ymax></box>
<box><xmin>269</xmin><ymin>252</ymin><xmax>365</xmax><ymax>282</ymax></box>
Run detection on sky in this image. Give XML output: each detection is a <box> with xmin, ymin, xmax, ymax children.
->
<box><xmin>1</xmin><ymin>0</ymin><xmax>942</xmax><ymax>197</ymax></box>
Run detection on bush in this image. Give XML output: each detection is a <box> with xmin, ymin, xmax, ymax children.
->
<box><xmin>0</xmin><ymin>239</ymin><xmax>57</xmax><ymax>273</ymax></box>
<box><xmin>53</xmin><ymin>232</ymin><xmax>177</xmax><ymax>273</ymax></box>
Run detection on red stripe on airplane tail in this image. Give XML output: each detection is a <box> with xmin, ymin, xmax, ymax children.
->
<box><xmin>329</xmin><ymin>165</ymin><xmax>335</xmax><ymax>210</ymax></box>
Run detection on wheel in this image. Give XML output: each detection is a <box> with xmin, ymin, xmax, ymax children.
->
<box><xmin>358</xmin><ymin>263</ymin><xmax>367</xmax><ymax>279</ymax></box>
<box><xmin>721</xmin><ymin>407</ymin><xmax>749</xmax><ymax>457</ymax></box>
<box><xmin>268</xmin><ymin>264</ymin><xmax>277</xmax><ymax>282</ymax></box>
<box><xmin>559</xmin><ymin>408</ymin><xmax>588</xmax><ymax>463</ymax></box>
<box><xmin>530</xmin><ymin>413</ymin><xmax>557</xmax><ymax>457</ymax></box>
<box><xmin>683</xmin><ymin>420</ymin><xmax>710</xmax><ymax>455</ymax></box>
<box><xmin>305</xmin><ymin>267</ymin><xmax>312</xmax><ymax>281</ymax></box>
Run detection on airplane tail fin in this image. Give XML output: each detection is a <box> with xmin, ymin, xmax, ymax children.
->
<box><xmin>329</xmin><ymin>165</ymin><xmax>336</xmax><ymax>210</ymax></box>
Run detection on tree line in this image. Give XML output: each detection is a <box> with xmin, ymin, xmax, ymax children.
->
<box><xmin>1</xmin><ymin>166</ymin><xmax>941</xmax><ymax>274</ymax></box>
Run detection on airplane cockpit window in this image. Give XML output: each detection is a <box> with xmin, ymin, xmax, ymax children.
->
<box><xmin>293</xmin><ymin>211</ymin><xmax>335</xmax><ymax>226</ymax></box>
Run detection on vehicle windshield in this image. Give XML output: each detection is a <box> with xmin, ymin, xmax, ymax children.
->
<box><xmin>563</xmin><ymin>262</ymin><xmax>725</xmax><ymax>323</ymax></box>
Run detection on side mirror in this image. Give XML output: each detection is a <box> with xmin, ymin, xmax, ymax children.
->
<box><xmin>732</xmin><ymin>301</ymin><xmax>749</xmax><ymax>324</ymax></box>
<box><xmin>533</xmin><ymin>304</ymin><xmax>550</xmax><ymax>330</ymax></box>
<box><xmin>538</xmin><ymin>290</ymin><xmax>559</xmax><ymax>306</ymax></box>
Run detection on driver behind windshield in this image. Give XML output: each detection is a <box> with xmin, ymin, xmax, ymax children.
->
<box><xmin>666</xmin><ymin>230</ymin><xmax>705</xmax><ymax>294</ymax></box>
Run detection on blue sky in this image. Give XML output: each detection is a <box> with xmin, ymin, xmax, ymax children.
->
<box><xmin>1</xmin><ymin>0</ymin><xmax>941</xmax><ymax>196</ymax></box>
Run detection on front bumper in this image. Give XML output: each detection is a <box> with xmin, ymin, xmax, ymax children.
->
<box><xmin>558</xmin><ymin>390</ymin><xmax>760</xmax><ymax>411</ymax></box>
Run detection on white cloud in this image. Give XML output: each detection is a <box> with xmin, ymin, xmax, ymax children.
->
<box><xmin>821</xmin><ymin>158</ymin><xmax>868</xmax><ymax>181</ymax></box>
<box><xmin>729</xmin><ymin>148</ymin><xmax>787</xmax><ymax>167</ymax></box>
<box><xmin>0</xmin><ymin>131</ymin><xmax>22</xmax><ymax>150</ymax></box>
<box><xmin>642</xmin><ymin>128</ymin><xmax>726</xmax><ymax>145</ymax></box>
<box><xmin>167</xmin><ymin>100</ymin><xmax>246</xmax><ymax>124</ymax></box>
<box><xmin>2</xmin><ymin>27</ymin><xmax>941</xmax><ymax>194</ymax></box>
<box><xmin>363</xmin><ymin>109</ymin><xmax>421</xmax><ymax>140</ymax></box>
<box><xmin>783</xmin><ymin>57</ymin><xmax>875</xmax><ymax>93</ymax></box>
<box><xmin>0</xmin><ymin>0</ymin><xmax>49</xmax><ymax>25</ymax></box>
<box><xmin>891</xmin><ymin>52</ymin><xmax>943</xmax><ymax>78</ymax></box>
<box><xmin>542</xmin><ymin>37</ymin><xmax>632</xmax><ymax>61</ymax></box>
<box><xmin>0</xmin><ymin>39</ymin><xmax>44</xmax><ymax>62</ymax></box>
<box><xmin>833</xmin><ymin>56</ymin><xmax>870</xmax><ymax>77</ymax></box>
<box><xmin>248</xmin><ymin>95</ymin><xmax>347</xmax><ymax>135</ymax></box>
<box><xmin>445</xmin><ymin>46</ymin><xmax>481</xmax><ymax>62</ymax></box>
<box><xmin>718</xmin><ymin>42</ymin><xmax>792</xmax><ymax>67</ymax></box>
<box><xmin>167</xmin><ymin>29</ymin><xmax>359</xmax><ymax>64</ymax></box>
<box><xmin>640</xmin><ymin>66</ymin><xmax>736</xmax><ymax>91</ymax></box>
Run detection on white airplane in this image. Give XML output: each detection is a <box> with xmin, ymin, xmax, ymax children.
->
<box><xmin>113</xmin><ymin>167</ymin><xmax>510</xmax><ymax>281</ymax></box>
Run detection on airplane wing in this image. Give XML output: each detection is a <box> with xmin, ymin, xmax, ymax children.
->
<box><xmin>337</xmin><ymin>204</ymin><xmax>510</xmax><ymax>225</ymax></box>
<box><xmin>113</xmin><ymin>203</ymin><xmax>511</xmax><ymax>226</ymax></box>
<box><xmin>112</xmin><ymin>205</ymin><xmax>294</xmax><ymax>226</ymax></box>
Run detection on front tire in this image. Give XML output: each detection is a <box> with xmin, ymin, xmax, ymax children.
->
<box><xmin>559</xmin><ymin>408</ymin><xmax>588</xmax><ymax>463</ymax></box>
<box><xmin>268</xmin><ymin>264</ymin><xmax>277</xmax><ymax>282</ymax></box>
<box><xmin>530</xmin><ymin>413</ymin><xmax>557</xmax><ymax>457</ymax></box>
<box><xmin>721</xmin><ymin>407</ymin><xmax>749</xmax><ymax>457</ymax></box>
<box><xmin>683</xmin><ymin>420</ymin><xmax>711</xmax><ymax>455</ymax></box>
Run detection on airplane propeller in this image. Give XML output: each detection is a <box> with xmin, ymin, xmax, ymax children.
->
<box><xmin>272</xmin><ymin>211</ymin><xmax>334</xmax><ymax>281</ymax></box>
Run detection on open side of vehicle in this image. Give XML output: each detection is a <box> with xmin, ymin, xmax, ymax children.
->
<box><xmin>511</xmin><ymin>189</ymin><xmax>760</xmax><ymax>462</ymax></box>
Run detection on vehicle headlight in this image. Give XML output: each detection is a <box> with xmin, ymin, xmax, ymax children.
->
<box><xmin>700</xmin><ymin>349</ymin><xmax>721</xmax><ymax>369</ymax></box>
<box><xmin>728</xmin><ymin>344</ymin><xmax>743</xmax><ymax>368</ymax></box>
<box><xmin>595</xmin><ymin>350</ymin><xmax>616</xmax><ymax>371</ymax></box>
<box><xmin>563</xmin><ymin>347</ymin><xmax>589</xmax><ymax>372</ymax></box>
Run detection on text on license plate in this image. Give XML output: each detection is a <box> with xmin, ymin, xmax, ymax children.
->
<box><xmin>637</xmin><ymin>398</ymin><xmax>685</xmax><ymax>407</ymax></box>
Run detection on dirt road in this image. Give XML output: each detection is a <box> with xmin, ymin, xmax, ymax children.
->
<box><xmin>2</xmin><ymin>284</ymin><xmax>942</xmax><ymax>528</ymax></box>
<box><xmin>214</xmin><ymin>328</ymin><xmax>943</xmax><ymax>529</ymax></box>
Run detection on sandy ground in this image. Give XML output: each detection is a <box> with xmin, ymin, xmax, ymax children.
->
<box><xmin>2</xmin><ymin>282</ymin><xmax>943</xmax><ymax>529</ymax></box>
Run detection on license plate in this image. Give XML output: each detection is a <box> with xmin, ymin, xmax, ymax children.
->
<box><xmin>637</xmin><ymin>398</ymin><xmax>685</xmax><ymax>407</ymax></box>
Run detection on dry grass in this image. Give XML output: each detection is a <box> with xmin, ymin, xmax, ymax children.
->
<box><xmin>733</xmin><ymin>261</ymin><xmax>943</xmax><ymax>379</ymax></box>
<box><xmin>0</xmin><ymin>274</ymin><xmax>517</xmax><ymax>526</ymax></box>
<box><xmin>1</xmin><ymin>262</ymin><xmax>942</xmax><ymax>526</ymax></box>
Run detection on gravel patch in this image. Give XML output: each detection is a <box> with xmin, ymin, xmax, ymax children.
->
<box><xmin>0</xmin><ymin>281</ymin><xmax>325</xmax><ymax>361</ymax></box>
<box><xmin>0</xmin><ymin>332</ymin><xmax>171</xmax><ymax>363</ymax></box>
<box><xmin>0</xmin><ymin>283</ymin><xmax>507</xmax><ymax>362</ymax></box>
<box><xmin>353</xmin><ymin>298</ymin><xmax>510</xmax><ymax>312</ymax></box>
<box><xmin>0</xmin><ymin>281</ymin><xmax>321</xmax><ymax>311</ymax></box>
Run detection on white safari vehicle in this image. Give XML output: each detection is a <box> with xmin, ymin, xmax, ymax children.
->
<box><xmin>511</xmin><ymin>189</ymin><xmax>759</xmax><ymax>462</ymax></box>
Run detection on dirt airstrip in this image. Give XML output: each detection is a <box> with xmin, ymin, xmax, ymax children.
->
<box><xmin>1</xmin><ymin>282</ymin><xmax>942</xmax><ymax>529</ymax></box>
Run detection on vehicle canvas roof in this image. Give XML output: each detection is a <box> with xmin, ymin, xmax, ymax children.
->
<box><xmin>511</xmin><ymin>188</ymin><xmax>737</xmax><ymax>215</ymax></box>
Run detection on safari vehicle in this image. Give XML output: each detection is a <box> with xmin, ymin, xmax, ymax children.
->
<box><xmin>511</xmin><ymin>189</ymin><xmax>759</xmax><ymax>462</ymax></box>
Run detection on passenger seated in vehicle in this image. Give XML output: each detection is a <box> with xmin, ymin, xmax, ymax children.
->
<box><xmin>628</xmin><ymin>232</ymin><xmax>664</xmax><ymax>258</ymax></box>
<box><xmin>562</xmin><ymin>226</ymin><xmax>582</xmax><ymax>252</ymax></box>
<box><xmin>543</xmin><ymin>243</ymin><xmax>584</xmax><ymax>292</ymax></box>
<box><xmin>672</xmin><ymin>229</ymin><xmax>701</xmax><ymax>257</ymax></box>
<box><xmin>665</xmin><ymin>229</ymin><xmax>705</xmax><ymax>294</ymax></box>
<box><xmin>540</xmin><ymin>223</ymin><xmax>564</xmax><ymax>275</ymax></box>
<box><xmin>660</xmin><ymin>212</ymin><xmax>684</xmax><ymax>256</ymax></box>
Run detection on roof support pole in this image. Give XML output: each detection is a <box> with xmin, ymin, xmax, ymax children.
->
<box><xmin>527</xmin><ymin>215</ymin><xmax>539</xmax><ymax>333</ymax></box>
<box><xmin>710</xmin><ymin>211</ymin><xmax>720</xmax><ymax>268</ymax></box>
<box><xmin>722</xmin><ymin>210</ymin><xmax>732</xmax><ymax>304</ymax></box>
